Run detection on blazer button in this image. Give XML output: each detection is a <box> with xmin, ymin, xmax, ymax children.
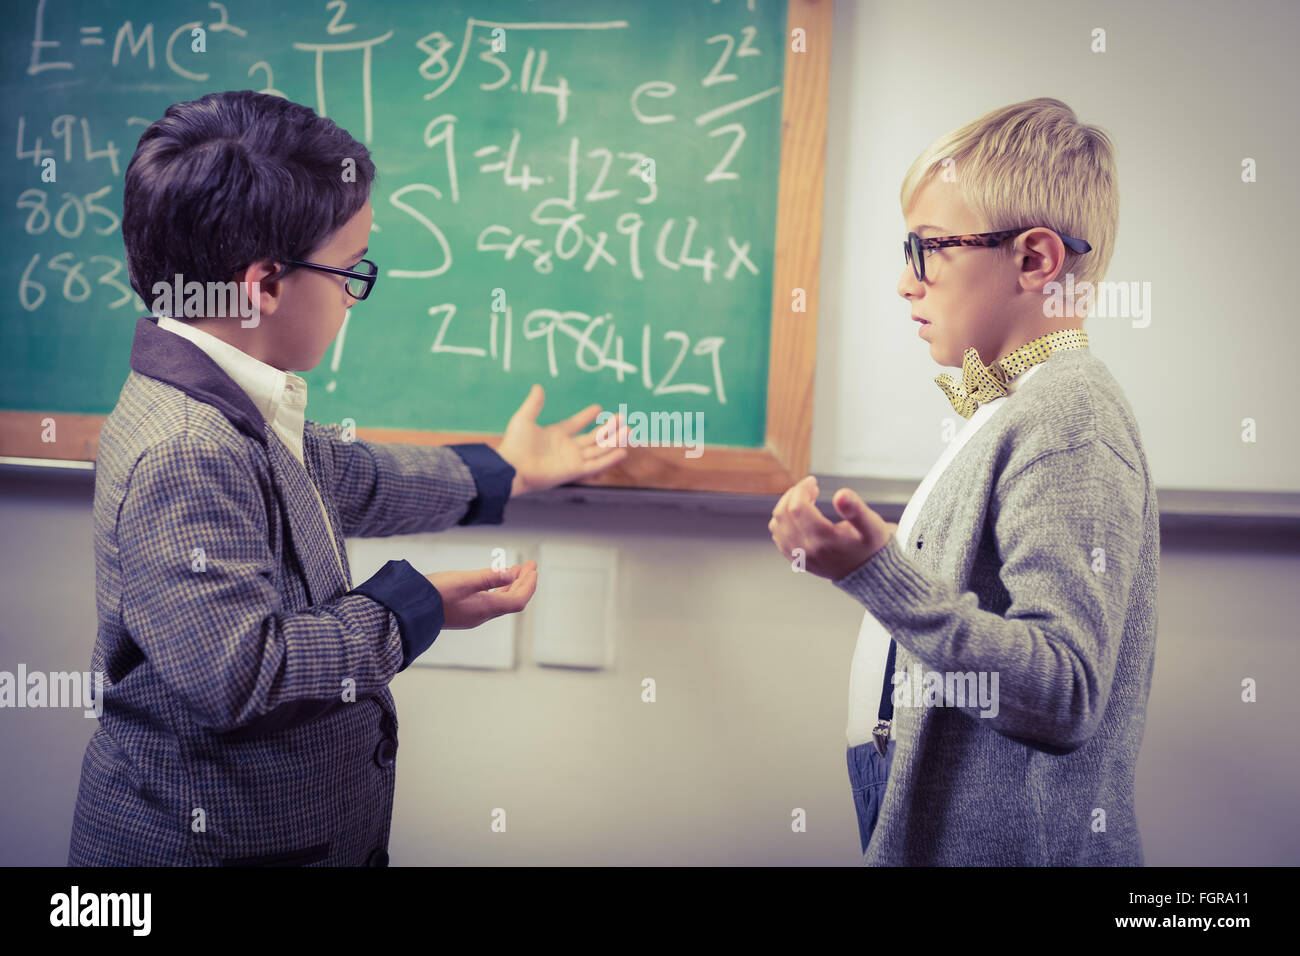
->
<box><xmin>366</xmin><ymin>848</ymin><xmax>389</xmax><ymax>867</ymax></box>
<box><xmin>373</xmin><ymin>737</ymin><xmax>396</xmax><ymax>768</ymax></box>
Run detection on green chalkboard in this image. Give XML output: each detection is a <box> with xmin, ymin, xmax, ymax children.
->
<box><xmin>2</xmin><ymin>0</ymin><xmax>799</xmax><ymax>464</ymax></box>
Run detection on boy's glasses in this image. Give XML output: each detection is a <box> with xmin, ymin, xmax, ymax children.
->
<box><xmin>904</xmin><ymin>228</ymin><xmax>1091</xmax><ymax>282</ymax></box>
<box><xmin>280</xmin><ymin>257</ymin><xmax>379</xmax><ymax>300</ymax></box>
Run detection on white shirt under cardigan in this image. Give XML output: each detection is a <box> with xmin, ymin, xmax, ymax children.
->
<box><xmin>845</xmin><ymin>361</ymin><xmax>1044</xmax><ymax>747</ymax></box>
<box><xmin>154</xmin><ymin>314</ymin><xmax>346</xmax><ymax>578</ymax></box>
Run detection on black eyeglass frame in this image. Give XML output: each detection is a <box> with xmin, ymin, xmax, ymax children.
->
<box><xmin>278</xmin><ymin>257</ymin><xmax>380</xmax><ymax>300</ymax></box>
<box><xmin>904</xmin><ymin>228</ymin><xmax>1092</xmax><ymax>282</ymax></box>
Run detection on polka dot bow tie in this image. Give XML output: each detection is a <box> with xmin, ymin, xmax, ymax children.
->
<box><xmin>934</xmin><ymin>328</ymin><xmax>1089</xmax><ymax>418</ymax></box>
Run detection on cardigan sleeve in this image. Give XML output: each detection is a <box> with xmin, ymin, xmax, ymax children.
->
<box><xmin>831</xmin><ymin>438</ymin><xmax>1146</xmax><ymax>753</ymax></box>
<box><xmin>304</xmin><ymin>421</ymin><xmax>515</xmax><ymax>538</ymax></box>
<box><xmin>117</xmin><ymin>433</ymin><xmax>442</xmax><ymax>733</ymax></box>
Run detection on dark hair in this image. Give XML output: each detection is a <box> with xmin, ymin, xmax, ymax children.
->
<box><xmin>122</xmin><ymin>90</ymin><xmax>375</xmax><ymax>303</ymax></box>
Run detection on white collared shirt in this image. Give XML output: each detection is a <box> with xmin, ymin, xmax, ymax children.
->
<box><xmin>846</xmin><ymin>362</ymin><xmax>1045</xmax><ymax>746</ymax></box>
<box><xmin>155</xmin><ymin>315</ymin><xmax>345</xmax><ymax>579</ymax></box>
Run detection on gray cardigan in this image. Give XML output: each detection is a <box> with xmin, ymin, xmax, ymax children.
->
<box><xmin>833</xmin><ymin>347</ymin><xmax>1160</xmax><ymax>866</ymax></box>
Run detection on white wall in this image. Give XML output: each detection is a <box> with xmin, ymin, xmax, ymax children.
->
<box><xmin>2</xmin><ymin>473</ymin><xmax>1298</xmax><ymax>866</ymax></box>
<box><xmin>812</xmin><ymin>0</ymin><xmax>1299</xmax><ymax>493</ymax></box>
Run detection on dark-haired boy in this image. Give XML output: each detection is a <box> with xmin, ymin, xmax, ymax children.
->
<box><xmin>68</xmin><ymin>90</ymin><xmax>627</xmax><ymax>866</ymax></box>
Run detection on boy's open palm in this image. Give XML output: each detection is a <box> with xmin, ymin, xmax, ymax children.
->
<box><xmin>496</xmin><ymin>384</ymin><xmax>629</xmax><ymax>495</ymax></box>
<box><xmin>425</xmin><ymin>562</ymin><xmax>538</xmax><ymax>629</ymax></box>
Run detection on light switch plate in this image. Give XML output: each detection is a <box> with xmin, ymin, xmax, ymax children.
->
<box><xmin>529</xmin><ymin>542</ymin><xmax>617</xmax><ymax>670</ymax></box>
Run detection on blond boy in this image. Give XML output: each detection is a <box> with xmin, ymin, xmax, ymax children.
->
<box><xmin>770</xmin><ymin>98</ymin><xmax>1158</xmax><ymax>866</ymax></box>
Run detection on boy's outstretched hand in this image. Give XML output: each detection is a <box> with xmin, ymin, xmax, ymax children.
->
<box><xmin>496</xmin><ymin>385</ymin><xmax>630</xmax><ymax>496</ymax></box>
<box><xmin>768</xmin><ymin>476</ymin><xmax>899</xmax><ymax>580</ymax></box>
<box><xmin>425</xmin><ymin>562</ymin><xmax>538</xmax><ymax>629</ymax></box>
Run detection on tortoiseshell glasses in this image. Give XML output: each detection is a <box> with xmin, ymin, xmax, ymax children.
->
<box><xmin>904</xmin><ymin>228</ymin><xmax>1092</xmax><ymax>282</ymax></box>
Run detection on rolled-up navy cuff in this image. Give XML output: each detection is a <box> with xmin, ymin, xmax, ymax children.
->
<box><xmin>349</xmin><ymin>559</ymin><xmax>444</xmax><ymax>670</ymax></box>
<box><xmin>447</xmin><ymin>443</ymin><xmax>515</xmax><ymax>525</ymax></box>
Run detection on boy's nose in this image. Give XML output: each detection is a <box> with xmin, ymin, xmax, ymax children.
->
<box><xmin>898</xmin><ymin>267</ymin><xmax>923</xmax><ymax>300</ymax></box>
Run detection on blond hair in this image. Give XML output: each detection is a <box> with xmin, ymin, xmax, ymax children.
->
<box><xmin>900</xmin><ymin>98</ymin><xmax>1118</xmax><ymax>287</ymax></box>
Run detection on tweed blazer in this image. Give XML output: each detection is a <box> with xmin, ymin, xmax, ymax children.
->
<box><xmin>68</xmin><ymin>316</ymin><xmax>514</xmax><ymax>866</ymax></box>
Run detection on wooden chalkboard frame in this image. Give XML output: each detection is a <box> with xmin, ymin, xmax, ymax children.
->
<box><xmin>0</xmin><ymin>0</ymin><xmax>831</xmax><ymax>497</ymax></box>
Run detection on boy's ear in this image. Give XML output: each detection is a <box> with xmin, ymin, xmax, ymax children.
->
<box><xmin>234</xmin><ymin>259</ymin><xmax>285</xmax><ymax>316</ymax></box>
<box><xmin>1016</xmin><ymin>228</ymin><xmax>1068</xmax><ymax>290</ymax></box>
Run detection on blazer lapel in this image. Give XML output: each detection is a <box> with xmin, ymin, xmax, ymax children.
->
<box><xmin>303</xmin><ymin>432</ymin><xmax>354</xmax><ymax>588</ymax></box>
<box><xmin>128</xmin><ymin>316</ymin><xmax>266</xmax><ymax>443</ymax></box>
<box><xmin>262</xmin><ymin>421</ymin><xmax>349</xmax><ymax>608</ymax></box>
